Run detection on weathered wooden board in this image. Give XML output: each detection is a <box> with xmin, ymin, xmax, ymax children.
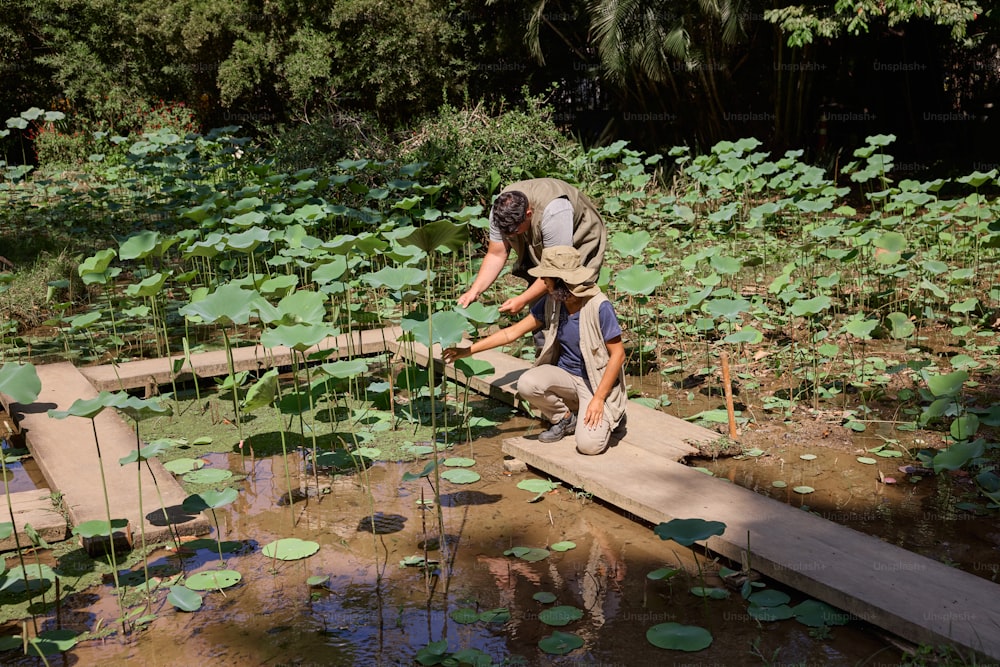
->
<box><xmin>0</xmin><ymin>491</ymin><xmax>68</xmax><ymax>551</ymax></box>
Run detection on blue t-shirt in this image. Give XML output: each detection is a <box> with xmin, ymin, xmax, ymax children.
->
<box><xmin>530</xmin><ymin>296</ymin><xmax>622</xmax><ymax>378</ymax></box>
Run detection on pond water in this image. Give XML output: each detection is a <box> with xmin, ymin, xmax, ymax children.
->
<box><xmin>2</xmin><ymin>419</ymin><xmax>905</xmax><ymax>665</ymax></box>
<box><xmin>690</xmin><ymin>420</ymin><xmax>1000</xmax><ymax>585</ymax></box>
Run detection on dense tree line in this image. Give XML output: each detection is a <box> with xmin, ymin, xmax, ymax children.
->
<box><xmin>1</xmin><ymin>0</ymin><xmax>997</xmax><ymax>171</ymax></box>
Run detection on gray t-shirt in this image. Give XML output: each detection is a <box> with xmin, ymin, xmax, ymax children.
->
<box><xmin>488</xmin><ymin>197</ymin><xmax>574</xmax><ymax>246</ymax></box>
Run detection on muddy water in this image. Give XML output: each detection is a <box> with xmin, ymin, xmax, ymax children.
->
<box><xmin>693</xmin><ymin>426</ymin><xmax>1000</xmax><ymax>585</ymax></box>
<box><xmin>7</xmin><ymin>421</ymin><xmax>904</xmax><ymax>666</ymax></box>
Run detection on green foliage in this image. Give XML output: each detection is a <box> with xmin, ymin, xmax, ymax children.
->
<box><xmin>399</xmin><ymin>95</ymin><xmax>580</xmax><ymax>206</ymax></box>
<box><xmin>263</xmin><ymin>112</ymin><xmax>395</xmax><ymax>173</ymax></box>
<box><xmin>266</xmin><ymin>95</ymin><xmax>579</xmax><ymax>208</ymax></box>
<box><xmin>765</xmin><ymin>0</ymin><xmax>983</xmax><ymax>47</ymax></box>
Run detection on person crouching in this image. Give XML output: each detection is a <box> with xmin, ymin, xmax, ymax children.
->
<box><xmin>443</xmin><ymin>246</ymin><xmax>627</xmax><ymax>455</ymax></box>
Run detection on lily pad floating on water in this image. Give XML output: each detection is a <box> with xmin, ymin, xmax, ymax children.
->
<box><xmin>517</xmin><ymin>477</ymin><xmax>561</xmax><ymax>502</ymax></box>
<box><xmin>857</xmin><ymin>456</ymin><xmax>878</xmax><ymax>465</ymax></box>
<box><xmin>772</xmin><ymin>480</ymin><xmax>787</xmax><ymax>488</ymax></box>
<box><xmin>306</xmin><ymin>575</ymin><xmax>330</xmax><ymax>587</ymax></box>
<box><xmin>440</xmin><ymin>468</ymin><xmax>480</xmax><ymax>484</ymax></box>
<box><xmin>167</xmin><ymin>585</ymin><xmax>203</xmax><ymax>612</ymax></box>
<box><xmin>793</xmin><ymin>486</ymin><xmax>815</xmax><ymax>494</ymax></box>
<box><xmin>748</xmin><ymin>604</ymin><xmax>795</xmax><ymax>621</ymax></box>
<box><xmin>533</xmin><ymin>591</ymin><xmax>558</xmax><ymax>604</ymax></box>
<box><xmin>799</xmin><ymin>454</ymin><xmax>817</xmax><ymax>461</ymax></box>
<box><xmin>691</xmin><ymin>467</ymin><xmax>715</xmax><ymax>476</ymax></box>
<box><xmin>550</xmin><ymin>541</ymin><xmax>576</xmax><ymax>552</ymax></box>
<box><xmin>792</xmin><ymin>599</ymin><xmax>850</xmax><ymax>627</ymax></box>
<box><xmin>538</xmin><ymin>630</ymin><xmax>584</xmax><ymax>656</ymax></box>
<box><xmin>183</xmin><ymin>467</ymin><xmax>233</xmax><ymax>484</ymax></box>
<box><xmin>443</xmin><ymin>457</ymin><xmax>475</xmax><ymax>467</ymax></box>
<box><xmin>748</xmin><ymin>589</ymin><xmax>791</xmax><ymax>607</ymax></box>
<box><xmin>163</xmin><ymin>457</ymin><xmax>205</xmax><ymax>475</ymax></box>
<box><xmin>647</xmin><ymin>567</ymin><xmax>680</xmax><ymax>581</ymax></box>
<box><xmin>517</xmin><ymin>478</ymin><xmax>561</xmax><ymax>493</ymax></box>
<box><xmin>504</xmin><ymin>546</ymin><xmax>550</xmax><ymax>562</ymax></box>
<box><xmin>352</xmin><ymin>447</ymin><xmax>382</xmax><ymax>459</ymax></box>
<box><xmin>185</xmin><ymin>569</ymin><xmax>242</xmax><ymax>591</ymax></box>
<box><xmin>449</xmin><ymin>607</ymin><xmax>480</xmax><ymax>624</ymax></box>
<box><xmin>646</xmin><ymin>622</ymin><xmax>713</xmax><ymax>651</ymax></box>
<box><xmin>478</xmin><ymin>608</ymin><xmax>510</xmax><ymax>623</ymax></box>
<box><xmin>262</xmin><ymin>538</ymin><xmax>320</xmax><ymax>561</ymax></box>
<box><xmin>538</xmin><ymin>605</ymin><xmax>584</xmax><ymax>626</ymax></box>
<box><xmin>653</xmin><ymin>518</ymin><xmax>727</xmax><ymax>546</ymax></box>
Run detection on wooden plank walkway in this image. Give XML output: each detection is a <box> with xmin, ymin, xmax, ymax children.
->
<box><xmin>4</xmin><ymin>362</ymin><xmax>210</xmax><ymax>551</ymax></box>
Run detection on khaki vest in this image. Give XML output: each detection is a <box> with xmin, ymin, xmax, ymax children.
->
<box><xmin>536</xmin><ymin>293</ymin><xmax>627</xmax><ymax>426</ymax></box>
<box><xmin>501</xmin><ymin>178</ymin><xmax>607</xmax><ymax>284</ymax></box>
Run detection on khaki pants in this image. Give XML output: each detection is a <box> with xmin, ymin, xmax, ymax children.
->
<box><xmin>517</xmin><ymin>364</ymin><xmax>617</xmax><ymax>455</ymax></box>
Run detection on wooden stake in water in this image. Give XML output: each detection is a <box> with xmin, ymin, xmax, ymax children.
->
<box><xmin>721</xmin><ymin>351</ymin><xmax>739</xmax><ymax>440</ymax></box>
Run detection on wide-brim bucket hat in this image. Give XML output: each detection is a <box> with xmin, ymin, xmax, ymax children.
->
<box><xmin>527</xmin><ymin>246</ymin><xmax>593</xmax><ymax>285</ymax></box>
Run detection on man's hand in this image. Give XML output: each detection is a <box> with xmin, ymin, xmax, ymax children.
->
<box><xmin>442</xmin><ymin>346</ymin><xmax>471</xmax><ymax>364</ymax></box>
<box><xmin>456</xmin><ymin>290</ymin><xmax>478</xmax><ymax>309</ymax></box>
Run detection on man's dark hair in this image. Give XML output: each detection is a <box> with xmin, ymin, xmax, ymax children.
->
<box><xmin>492</xmin><ymin>190</ymin><xmax>529</xmax><ymax>235</ymax></box>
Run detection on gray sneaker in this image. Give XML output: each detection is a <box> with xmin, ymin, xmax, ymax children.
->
<box><xmin>538</xmin><ymin>413</ymin><xmax>576</xmax><ymax>443</ymax></box>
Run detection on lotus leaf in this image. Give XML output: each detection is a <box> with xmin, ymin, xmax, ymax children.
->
<box><xmin>646</xmin><ymin>622</ymin><xmax>713</xmax><ymax>651</ymax></box>
<box><xmin>792</xmin><ymin>599</ymin><xmax>850</xmax><ymax>627</ymax></box>
<box><xmin>504</xmin><ymin>546</ymin><xmax>550</xmax><ymax>562</ymax></box>
<box><xmin>538</xmin><ymin>631</ymin><xmax>584</xmax><ymax>655</ymax></box>
<box><xmin>748</xmin><ymin>604</ymin><xmax>795</xmax><ymax>621</ymax></box>
<box><xmin>449</xmin><ymin>607</ymin><xmax>480</xmax><ymax>624</ymax></box>
<box><xmin>0</xmin><ymin>362</ymin><xmax>41</xmax><ymax>403</ymax></box>
<box><xmin>539</xmin><ymin>605</ymin><xmax>583</xmax><ymax>626</ymax></box>
<box><xmin>163</xmin><ymin>458</ymin><xmax>205</xmax><ymax>475</ymax></box>
<box><xmin>26</xmin><ymin>630</ymin><xmax>79</xmax><ymax>656</ymax></box>
<box><xmin>71</xmin><ymin>518</ymin><xmax>128</xmax><ymax>539</ymax></box>
<box><xmin>654</xmin><ymin>518</ymin><xmax>726</xmax><ymax>546</ymax></box>
<box><xmin>183</xmin><ymin>468</ymin><xmax>233</xmax><ymax>484</ymax></box>
<box><xmin>441</xmin><ymin>469</ymin><xmax>480</xmax><ymax>484</ymax></box>
<box><xmin>184</xmin><ymin>569</ymin><xmax>242</xmax><ymax>591</ymax></box>
<box><xmin>748</xmin><ymin>589</ymin><xmax>791</xmax><ymax>607</ymax></box>
<box><xmin>647</xmin><ymin>567</ymin><xmax>680</xmax><ymax>581</ymax></box>
<box><xmin>182</xmin><ymin>488</ymin><xmax>239</xmax><ymax>512</ymax></box>
<box><xmin>516</xmin><ymin>479</ymin><xmax>560</xmax><ymax>494</ymax></box>
<box><xmin>167</xmin><ymin>585</ymin><xmax>203</xmax><ymax>612</ymax></box>
<box><xmin>443</xmin><ymin>457</ymin><xmax>476</xmax><ymax>467</ymax></box>
<box><xmin>478</xmin><ymin>608</ymin><xmax>510</xmax><ymax>623</ymax></box>
<box><xmin>262</xmin><ymin>538</ymin><xmax>320</xmax><ymax>561</ymax></box>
